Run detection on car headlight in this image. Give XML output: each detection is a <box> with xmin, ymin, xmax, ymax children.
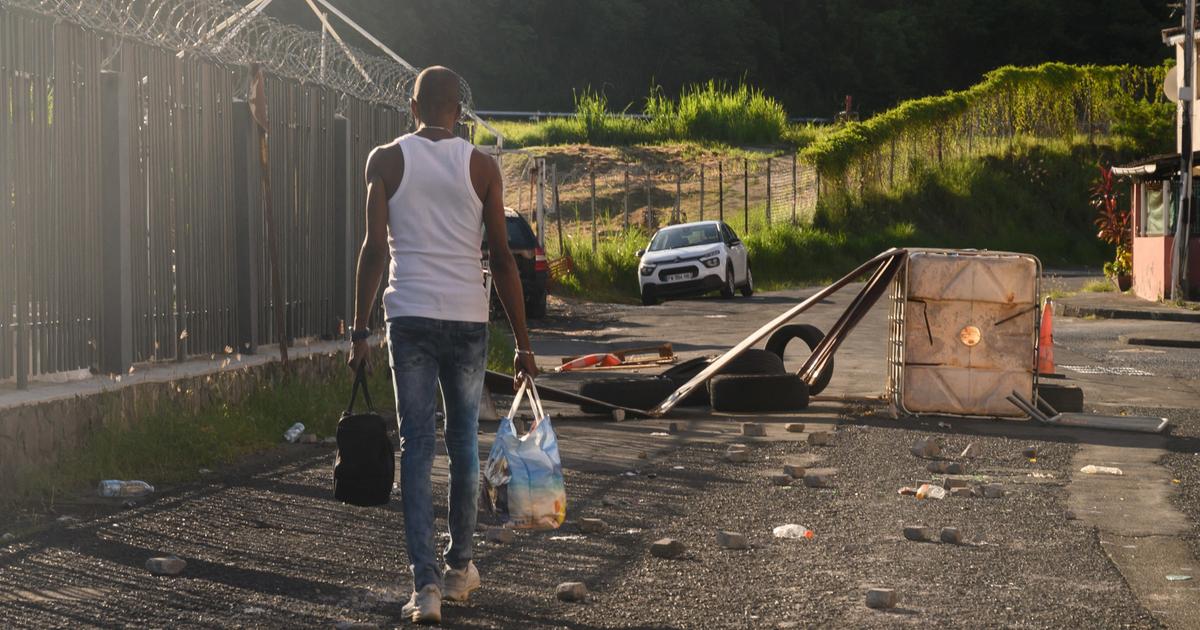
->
<box><xmin>640</xmin><ymin>265</ymin><xmax>656</xmax><ymax>276</ymax></box>
<box><xmin>700</xmin><ymin>255</ymin><xmax>721</xmax><ymax>268</ymax></box>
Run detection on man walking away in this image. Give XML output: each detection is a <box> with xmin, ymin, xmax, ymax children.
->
<box><xmin>348</xmin><ymin>66</ymin><xmax>537</xmax><ymax>625</ymax></box>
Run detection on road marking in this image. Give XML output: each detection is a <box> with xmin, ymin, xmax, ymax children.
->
<box><xmin>1060</xmin><ymin>365</ymin><xmax>1154</xmax><ymax>376</ymax></box>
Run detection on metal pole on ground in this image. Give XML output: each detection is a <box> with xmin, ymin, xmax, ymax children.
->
<box><xmin>1174</xmin><ymin>0</ymin><xmax>1196</xmax><ymax>301</ymax></box>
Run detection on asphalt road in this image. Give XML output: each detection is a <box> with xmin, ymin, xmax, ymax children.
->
<box><xmin>2</xmin><ymin>277</ymin><xmax>1199</xmax><ymax>628</ymax></box>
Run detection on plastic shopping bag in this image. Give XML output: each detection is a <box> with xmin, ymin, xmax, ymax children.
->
<box><xmin>483</xmin><ymin>381</ymin><xmax>566</xmax><ymax>530</ymax></box>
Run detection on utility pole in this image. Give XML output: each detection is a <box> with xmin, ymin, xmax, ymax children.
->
<box><xmin>1174</xmin><ymin>0</ymin><xmax>1196</xmax><ymax>301</ymax></box>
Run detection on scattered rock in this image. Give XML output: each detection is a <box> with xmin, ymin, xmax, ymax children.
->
<box><xmin>1</xmin><ymin>533</ymin><xmax>13</xmax><ymax>542</ymax></box>
<box><xmin>556</xmin><ymin>582</ymin><xmax>589</xmax><ymax>602</ymax></box>
<box><xmin>716</xmin><ymin>530</ymin><xmax>750</xmax><ymax>550</ymax></box>
<box><xmin>942</xmin><ymin>477</ymin><xmax>970</xmax><ymax>489</ymax></box>
<box><xmin>960</xmin><ymin>442</ymin><xmax>979</xmax><ymax>459</ymax></box>
<box><xmin>725</xmin><ymin>445</ymin><xmax>751</xmax><ymax>463</ymax></box>
<box><xmin>1022</xmin><ymin>445</ymin><xmax>1038</xmax><ymax>459</ymax></box>
<box><xmin>939</xmin><ymin>527</ymin><xmax>963</xmax><ymax>544</ymax></box>
<box><xmin>322</xmin><ymin>437</ymin><xmax>338</xmax><ymax>445</ymax></box>
<box><xmin>866</xmin><ymin>588</ymin><xmax>897</xmax><ymax>609</ymax></box>
<box><xmin>578</xmin><ymin>518</ymin><xmax>609</xmax><ymax>534</ymax></box>
<box><xmin>927</xmin><ymin>461</ymin><xmax>964</xmax><ymax>474</ymax></box>
<box><xmin>783</xmin><ymin>464</ymin><xmax>806</xmax><ymax>478</ymax></box>
<box><xmin>982</xmin><ymin>483</ymin><xmax>1005</xmax><ymax>498</ymax></box>
<box><xmin>742</xmin><ymin>422</ymin><xmax>766</xmax><ymax>437</ymax></box>
<box><xmin>300</xmin><ymin>433</ymin><xmax>319</xmax><ymax>444</ymax></box>
<box><xmin>1065</xmin><ymin>510</ymin><xmax>1078</xmax><ymax>521</ymax></box>
<box><xmin>785</xmin><ymin>423</ymin><xmax>806</xmax><ymax>433</ymax></box>
<box><xmin>146</xmin><ymin>555</ymin><xmax>187</xmax><ymax>576</ymax></box>
<box><xmin>334</xmin><ymin>622</ymin><xmax>379</xmax><ymax>630</ymax></box>
<box><xmin>770</xmin><ymin>474</ymin><xmax>793</xmax><ymax>486</ymax></box>
<box><xmin>803</xmin><ymin>473</ymin><xmax>833</xmax><ymax>488</ymax></box>
<box><xmin>903</xmin><ymin>526</ymin><xmax>934</xmax><ymax>542</ymax></box>
<box><xmin>668</xmin><ymin>422</ymin><xmax>680</xmax><ymax>434</ymax></box>
<box><xmin>911</xmin><ymin>437</ymin><xmax>942</xmax><ymax>459</ymax></box>
<box><xmin>485</xmin><ymin>527</ymin><xmax>514</xmax><ymax>544</ymax></box>
<box><xmin>637</xmin><ymin>451</ymin><xmax>648</xmax><ymax>459</ymax></box>
<box><xmin>649</xmin><ymin>538</ymin><xmax>686</xmax><ymax>559</ymax></box>
<box><xmin>807</xmin><ymin>431</ymin><xmax>833</xmax><ymax>446</ymax></box>
<box><xmin>950</xmin><ymin>487</ymin><xmax>975</xmax><ymax>498</ymax></box>
<box><xmin>611</xmin><ymin>409</ymin><xmax>626</xmax><ymax>422</ymax></box>
<box><xmin>55</xmin><ymin>516</ymin><xmax>79</xmax><ymax>525</ymax></box>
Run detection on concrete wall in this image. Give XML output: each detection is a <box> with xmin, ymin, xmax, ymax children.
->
<box><xmin>0</xmin><ymin>349</ymin><xmax>349</xmax><ymax>494</ymax></box>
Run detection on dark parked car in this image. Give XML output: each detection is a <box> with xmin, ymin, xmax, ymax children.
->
<box><xmin>483</xmin><ymin>209</ymin><xmax>548</xmax><ymax>319</ymax></box>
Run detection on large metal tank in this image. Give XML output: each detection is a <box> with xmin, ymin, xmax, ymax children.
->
<box><xmin>887</xmin><ymin>249</ymin><xmax>1040</xmax><ymax>418</ymax></box>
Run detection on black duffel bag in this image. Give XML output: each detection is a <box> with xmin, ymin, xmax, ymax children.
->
<box><xmin>334</xmin><ymin>364</ymin><xmax>394</xmax><ymax>507</ymax></box>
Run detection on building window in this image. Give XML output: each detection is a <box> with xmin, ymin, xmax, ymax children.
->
<box><xmin>1140</xmin><ymin>179</ymin><xmax>1200</xmax><ymax>237</ymax></box>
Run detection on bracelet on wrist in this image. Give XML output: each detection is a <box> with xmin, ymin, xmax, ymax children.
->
<box><xmin>350</xmin><ymin>328</ymin><xmax>371</xmax><ymax>342</ymax></box>
<box><xmin>515</xmin><ymin>348</ymin><xmax>535</xmax><ymax>356</ymax></box>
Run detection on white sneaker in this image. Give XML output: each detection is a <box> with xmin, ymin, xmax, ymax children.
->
<box><xmin>442</xmin><ymin>561</ymin><xmax>481</xmax><ymax>602</ymax></box>
<box><xmin>401</xmin><ymin>584</ymin><xmax>442</xmax><ymax>625</ymax></box>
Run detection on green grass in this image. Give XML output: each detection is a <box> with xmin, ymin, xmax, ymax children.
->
<box><xmin>475</xmin><ymin>81</ymin><xmax>795</xmax><ymax>149</ymax></box>
<box><xmin>1082</xmin><ymin>279</ymin><xmax>1115</xmax><ymax>293</ymax></box>
<box><xmin>14</xmin><ymin>322</ymin><xmax>516</xmax><ymax>503</ymax></box>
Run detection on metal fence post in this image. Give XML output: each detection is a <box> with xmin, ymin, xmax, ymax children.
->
<box><xmin>743</xmin><ymin>158</ymin><xmax>749</xmax><ymax>233</ymax></box>
<box><xmin>699</xmin><ymin>164</ymin><xmax>705</xmax><ymax>221</ymax></box>
<box><xmin>623</xmin><ymin>168</ymin><xmax>630</xmax><ymax>231</ymax></box>
<box><xmin>233</xmin><ymin>99</ymin><xmax>261</xmax><ymax>355</ymax></box>
<box><xmin>718</xmin><ymin>161</ymin><xmax>724</xmax><ymax>222</ymax></box>
<box><xmin>99</xmin><ymin>70</ymin><xmax>133</xmax><ymax>375</ymax></box>
<box><xmin>590</xmin><ymin>169</ymin><xmax>597</xmax><ymax>253</ymax></box>
<box><xmin>536</xmin><ymin>159</ymin><xmax>546</xmax><ymax>248</ymax></box>
<box><xmin>645</xmin><ymin>171</ymin><xmax>652</xmax><ymax>230</ymax></box>
<box><xmin>332</xmin><ymin>114</ymin><xmax>352</xmax><ymax>335</ymax></box>
<box><xmin>12</xmin><ymin>73</ymin><xmax>28</xmax><ymax>389</ymax></box>
<box><xmin>553</xmin><ymin>164</ymin><xmax>564</xmax><ymax>256</ymax></box>
<box><xmin>765</xmin><ymin>158</ymin><xmax>772</xmax><ymax>227</ymax></box>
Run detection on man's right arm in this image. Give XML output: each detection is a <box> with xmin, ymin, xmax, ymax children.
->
<box><xmin>347</xmin><ymin>147</ymin><xmax>394</xmax><ymax>369</ymax></box>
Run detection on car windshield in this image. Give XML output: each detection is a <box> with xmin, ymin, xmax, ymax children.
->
<box><xmin>648</xmin><ymin>224</ymin><xmax>721</xmax><ymax>252</ymax></box>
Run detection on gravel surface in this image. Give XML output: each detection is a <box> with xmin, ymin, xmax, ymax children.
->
<box><xmin>0</xmin><ymin>411</ymin><xmax>1160</xmax><ymax>629</ymax></box>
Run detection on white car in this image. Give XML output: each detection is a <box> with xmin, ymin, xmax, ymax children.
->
<box><xmin>636</xmin><ymin>220</ymin><xmax>752</xmax><ymax>305</ymax></box>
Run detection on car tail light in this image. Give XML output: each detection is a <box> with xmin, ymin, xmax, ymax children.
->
<box><xmin>534</xmin><ymin>247</ymin><xmax>549</xmax><ymax>272</ymax></box>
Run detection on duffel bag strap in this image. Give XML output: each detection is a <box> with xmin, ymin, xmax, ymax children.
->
<box><xmin>346</xmin><ymin>362</ymin><xmax>374</xmax><ymax>413</ymax></box>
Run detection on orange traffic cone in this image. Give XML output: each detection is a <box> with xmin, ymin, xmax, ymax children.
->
<box><xmin>1037</xmin><ymin>298</ymin><xmax>1055</xmax><ymax>375</ymax></box>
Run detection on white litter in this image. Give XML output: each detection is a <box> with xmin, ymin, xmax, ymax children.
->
<box><xmin>772</xmin><ymin>524</ymin><xmax>814</xmax><ymax>539</ymax></box>
<box><xmin>1080</xmin><ymin>465</ymin><xmax>1124</xmax><ymax>476</ymax></box>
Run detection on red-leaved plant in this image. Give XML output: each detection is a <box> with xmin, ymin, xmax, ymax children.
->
<box><xmin>1092</xmin><ymin>165</ymin><xmax>1130</xmax><ymax>248</ymax></box>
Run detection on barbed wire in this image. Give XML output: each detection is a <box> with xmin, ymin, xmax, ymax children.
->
<box><xmin>0</xmin><ymin>0</ymin><xmax>473</xmax><ymax>110</ymax></box>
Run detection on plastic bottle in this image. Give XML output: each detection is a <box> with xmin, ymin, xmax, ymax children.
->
<box><xmin>772</xmin><ymin>524</ymin><xmax>815</xmax><ymax>539</ymax></box>
<box><xmin>98</xmin><ymin>480</ymin><xmax>154</xmax><ymax>497</ymax></box>
<box><xmin>283</xmin><ymin>422</ymin><xmax>305</xmax><ymax>443</ymax></box>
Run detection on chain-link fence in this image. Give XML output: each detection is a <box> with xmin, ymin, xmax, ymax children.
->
<box><xmin>500</xmin><ymin>152</ymin><xmax>820</xmax><ymax>256</ymax></box>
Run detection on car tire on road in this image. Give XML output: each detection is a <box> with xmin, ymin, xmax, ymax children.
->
<box><xmin>720</xmin><ymin>266</ymin><xmax>735</xmax><ymax>299</ymax></box>
<box><xmin>764</xmin><ymin>324</ymin><xmax>835</xmax><ymax>396</ymax></box>
<box><xmin>579</xmin><ymin>377</ymin><xmax>678</xmax><ymax>414</ymax></box>
<box><xmin>641</xmin><ymin>288</ymin><xmax>659</xmax><ymax>306</ymax></box>
<box><xmin>1037</xmin><ymin>383</ymin><xmax>1084</xmax><ymax>413</ymax></box>
<box><xmin>662</xmin><ymin>349</ymin><xmax>786</xmax><ymax>406</ymax></box>
<box><xmin>740</xmin><ymin>265</ymin><xmax>754</xmax><ymax>297</ymax></box>
<box><xmin>526</xmin><ymin>292</ymin><xmax>548</xmax><ymax>319</ymax></box>
<box><xmin>709</xmin><ymin>374</ymin><xmax>810</xmax><ymax>412</ymax></box>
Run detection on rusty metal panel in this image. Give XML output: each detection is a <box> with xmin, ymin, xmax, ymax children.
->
<box><xmin>889</xmin><ymin>249</ymin><xmax>1040</xmax><ymax>418</ymax></box>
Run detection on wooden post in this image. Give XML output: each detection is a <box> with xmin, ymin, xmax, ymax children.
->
<box><xmin>250</xmin><ymin>67</ymin><xmax>288</xmax><ymax>366</ymax></box>
<box><xmin>743</xmin><ymin>158</ymin><xmax>749</xmax><ymax>233</ymax></box>
<box><xmin>554</xmin><ymin>164</ymin><xmax>564</xmax><ymax>256</ymax></box>
<box><xmin>765</xmin><ymin>158</ymin><xmax>772</xmax><ymax>227</ymax></box>
<box><xmin>718</xmin><ymin>161</ymin><xmax>724</xmax><ymax>222</ymax></box>
<box><xmin>699</xmin><ymin>164</ymin><xmax>705</xmax><ymax>221</ymax></box>
<box><xmin>623</xmin><ymin>169</ymin><xmax>630</xmax><ymax>231</ymax></box>
<box><xmin>645</xmin><ymin>171</ymin><xmax>653</xmax><ymax>230</ymax></box>
<box><xmin>791</xmin><ymin>153</ymin><xmax>798</xmax><ymax>224</ymax></box>
<box><xmin>674</xmin><ymin>170</ymin><xmax>681</xmax><ymax>223</ymax></box>
<box><xmin>590</xmin><ymin>169</ymin><xmax>597</xmax><ymax>253</ymax></box>
<box><xmin>536</xmin><ymin>159</ymin><xmax>546</xmax><ymax>247</ymax></box>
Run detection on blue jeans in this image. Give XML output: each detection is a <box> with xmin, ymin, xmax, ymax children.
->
<box><xmin>387</xmin><ymin>316</ymin><xmax>488</xmax><ymax>591</ymax></box>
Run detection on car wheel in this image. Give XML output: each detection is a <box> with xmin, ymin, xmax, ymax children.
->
<box><xmin>740</xmin><ymin>265</ymin><xmax>754</xmax><ymax>297</ymax></box>
<box><xmin>710</xmin><ymin>374</ymin><xmax>809</xmax><ymax>412</ymax></box>
<box><xmin>765</xmin><ymin>324</ymin><xmax>835</xmax><ymax>396</ymax></box>
<box><xmin>641</xmin><ymin>288</ymin><xmax>659</xmax><ymax>306</ymax></box>
<box><xmin>525</xmin><ymin>292</ymin><xmax>547</xmax><ymax>319</ymax></box>
<box><xmin>720</xmin><ymin>266</ymin><xmax>735</xmax><ymax>299</ymax></box>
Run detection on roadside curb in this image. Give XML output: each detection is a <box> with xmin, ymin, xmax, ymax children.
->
<box><xmin>1120</xmin><ymin>335</ymin><xmax>1200</xmax><ymax>349</ymax></box>
<box><xmin>1056</xmin><ymin>302</ymin><xmax>1200</xmax><ymax>324</ymax></box>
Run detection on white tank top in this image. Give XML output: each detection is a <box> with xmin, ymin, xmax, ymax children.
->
<box><xmin>382</xmin><ymin>133</ymin><xmax>488</xmax><ymax>323</ymax></box>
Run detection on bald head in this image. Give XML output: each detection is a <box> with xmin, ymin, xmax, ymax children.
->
<box><xmin>411</xmin><ymin>66</ymin><xmax>461</xmax><ymax>126</ymax></box>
